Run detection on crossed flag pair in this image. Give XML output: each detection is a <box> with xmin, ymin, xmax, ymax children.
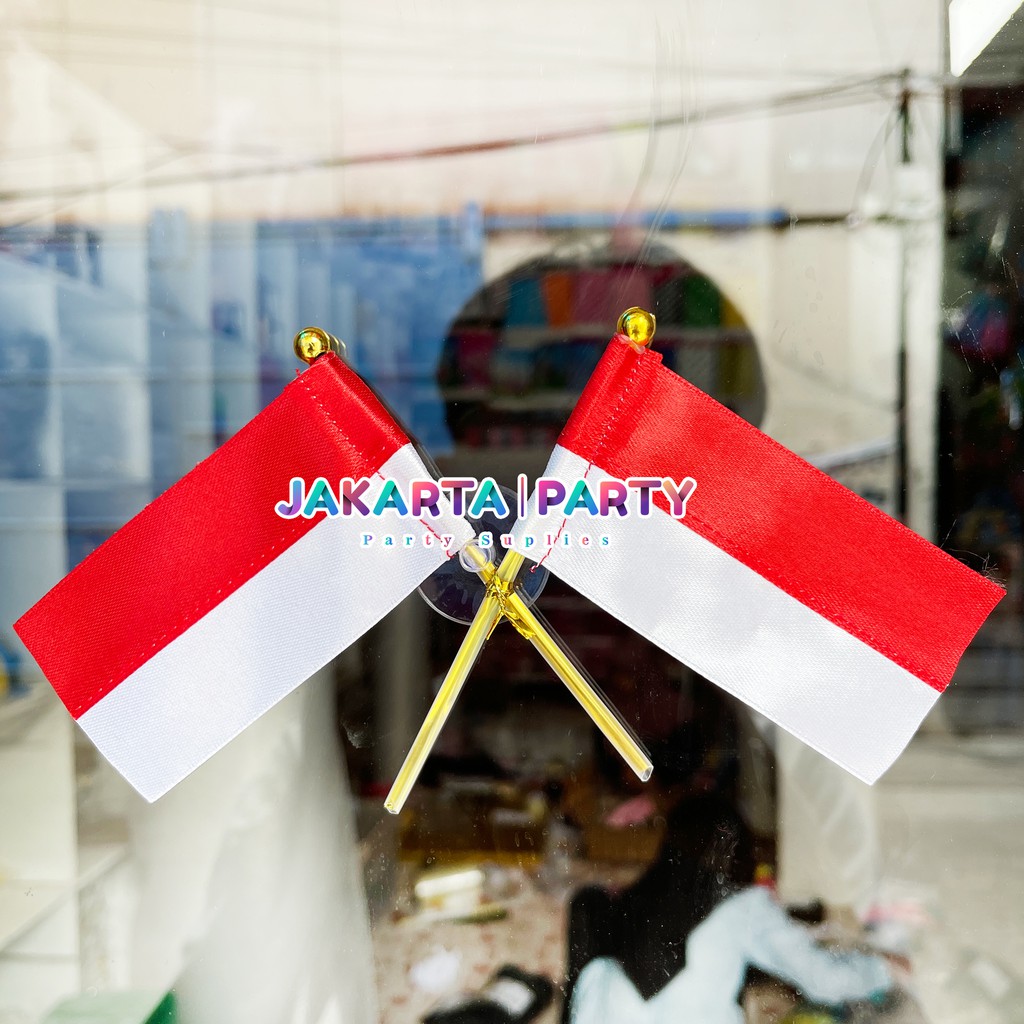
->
<box><xmin>16</xmin><ymin>310</ymin><xmax>1003</xmax><ymax>807</ymax></box>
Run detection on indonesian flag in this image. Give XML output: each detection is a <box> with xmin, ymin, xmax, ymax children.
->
<box><xmin>15</xmin><ymin>353</ymin><xmax>473</xmax><ymax>801</ymax></box>
<box><xmin>512</xmin><ymin>336</ymin><xmax>1004</xmax><ymax>783</ymax></box>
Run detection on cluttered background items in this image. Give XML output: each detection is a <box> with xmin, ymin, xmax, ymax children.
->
<box><xmin>351</xmin><ymin>659</ymin><xmax>923</xmax><ymax>1024</ymax></box>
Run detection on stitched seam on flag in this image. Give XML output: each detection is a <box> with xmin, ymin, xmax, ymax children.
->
<box><xmin>678</xmin><ymin>508</ymin><xmax>946</xmax><ymax>691</ymax></box>
<box><xmin>367</xmin><ymin>466</ymin><xmax>451</xmax><ymax>554</ymax></box>
<box><xmin>99</xmin><ymin>372</ymin><xmax>396</xmax><ymax>693</ymax></box>
<box><xmin>296</xmin><ymin>372</ymin><xmax>395</xmax><ymax>479</ymax></box>
<box><xmin>296</xmin><ymin>370</ymin><xmax>454</xmax><ymax>555</ymax></box>
<box><xmin>414</xmin><ymin>508</ymin><xmax>448</xmax><ymax>550</ymax></box>
<box><xmin>537</xmin><ymin>354</ymin><xmax>646</xmax><ymax>570</ymax></box>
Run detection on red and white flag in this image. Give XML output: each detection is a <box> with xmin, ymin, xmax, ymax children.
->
<box><xmin>16</xmin><ymin>353</ymin><xmax>473</xmax><ymax>801</ymax></box>
<box><xmin>512</xmin><ymin>335</ymin><xmax>1004</xmax><ymax>783</ymax></box>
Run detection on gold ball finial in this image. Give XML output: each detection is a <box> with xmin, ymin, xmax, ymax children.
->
<box><xmin>617</xmin><ymin>307</ymin><xmax>656</xmax><ymax>347</ymax></box>
<box><xmin>293</xmin><ymin>326</ymin><xmax>344</xmax><ymax>365</ymax></box>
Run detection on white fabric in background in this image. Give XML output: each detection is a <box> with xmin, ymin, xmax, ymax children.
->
<box><xmin>776</xmin><ymin>732</ymin><xmax>881</xmax><ymax>914</ymax></box>
<box><xmin>569</xmin><ymin>887</ymin><xmax>891</xmax><ymax>1024</ymax></box>
<box><xmin>129</xmin><ymin>668</ymin><xmax>377</xmax><ymax>1024</ymax></box>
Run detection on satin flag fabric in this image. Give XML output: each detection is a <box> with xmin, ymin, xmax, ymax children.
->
<box><xmin>16</xmin><ymin>353</ymin><xmax>473</xmax><ymax>801</ymax></box>
<box><xmin>512</xmin><ymin>336</ymin><xmax>1004</xmax><ymax>783</ymax></box>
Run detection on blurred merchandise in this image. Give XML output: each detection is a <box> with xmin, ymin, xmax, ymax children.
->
<box><xmin>535</xmin><ymin>815</ymin><xmax>581</xmax><ymax>899</ymax></box>
<box><xmin>409</xmin><ymin>949</ymin><xmax>463</xmax><ymax>994</ymax></box>
<box><xmin>422</xmin><ymin>965</ymin><xmax>554</xmax><ymax>1024</ymax></box>
<box><xmin>505</xmin><ymin>279</ymin><xmax>546</xmax><ymax>327</ymax></box>
<box><xmin>540</xmin><ymin>272</ymin><xmax>573</xmax><ymax>326</ymax></box>
<box><xmin>453</xmin><ymin>330</ymin><xmax>500</xmax><ymax>387</ymax></box>
<box><xmin>0</xmin><ymin>635</ymin><xmax>16</xmax><ymax>701</ymax></box>
<box><xmin>585</xmin><ymin>817</ymin><xmax>665</xmax><ymax>865</ymax></box>
<box><xmin>0</xmin><ymin>636</ymin><xmax>50</xmax><ymax>743</ymax></box>
<box><xmin>571</xmin><ymin>269</ymin><xmax>616</xmax><ymax>323</ymax></box>
<box><xmin>414</xmin><ymin>867</ymin><xmax>491</xmax><ymax>923</ymax></box>
<box><xmin>682</xmin><ymin>275</ymin><xmax>723</xmax><ymax>327</ymax></box>
<box><xmin>602</xmin><ymin>793</ymin><xmax>658</xmax><ymax>829</ymax></box>
<box><xmin>779</xmin><ymin>1009</ymin><xmax>839</xmax><ymax>1024</ymax></box>
<box><xmin>0</xmin><ymin>328</ymin><xmax>52</xmax><ymax>480</ymax></box>
<box><xmin>399</xmin><ymin>782</ymin><xmax>548</xmax><ymax>867</ymax></box>
<box><xmin>654</xmin><ymin>275</ymin><xmax>688</xmax><ymax>324</ymax></box>
<box><xmin>437</xmin><ymin>252</ymin><xmax>763</xmax><ymax>465</ymax></box>
<box><xmin>742</xmin><ymin>977</ymin><xmax>800</xmax><ymax>1024</ymax></box>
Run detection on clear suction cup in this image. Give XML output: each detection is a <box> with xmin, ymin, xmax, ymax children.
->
<box><xmin>418</xmin><ymin>485</ymin><xmax>548</xmax><ymax>624</ymax></box>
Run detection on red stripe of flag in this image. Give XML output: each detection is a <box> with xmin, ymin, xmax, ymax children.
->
<box><xmin>559</xmin><ymin>339</ymin><xmax>1004</xmax><ymax>692</ymax></box>
<box><xmin>15</xmin><ymin>353</ymin><xmax>407</xmax><ymax>718</ymax></box>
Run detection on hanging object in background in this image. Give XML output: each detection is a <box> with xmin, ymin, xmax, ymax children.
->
<box><xmin>14</xmin><ymin>328</ymin><xmax>476</xmax><ymax>801</ymax></box>
<box><xmin>511</xmin><ymin>308</ymin><xmax>1005</xmax><ymax>784</ymax></box>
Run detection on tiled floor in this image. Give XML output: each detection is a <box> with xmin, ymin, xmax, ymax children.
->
<box><xmin>372</xmin><ymin>883</ymin><xmax>567</xmax><ymax>1024</ymax></box>
<box><xmin>371</xmin><ymin>863</ymin><xmax>640</xmax><ymax>1024</ymax></box>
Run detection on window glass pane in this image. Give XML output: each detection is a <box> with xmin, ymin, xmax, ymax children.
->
<box><xmin>0</xmin><ymin>6</ymin><xmax>1020</xmax><ymax>1024</ymax></box>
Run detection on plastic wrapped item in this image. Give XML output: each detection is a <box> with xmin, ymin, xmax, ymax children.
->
<box><xmin>135</xmin><ymin>670</ymin><xmax>378</xmax><ymax>1024</ymax></box>
<box><xmin>774</xmin><ymin>730</ymin><xmax>881</xmax><ymax>914</ymax></box>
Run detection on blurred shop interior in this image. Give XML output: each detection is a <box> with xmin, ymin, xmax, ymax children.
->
<box><xmin>1</xmin><ymin>3</ymin><xmax>1024</xmax><ymax>1024</ymax></box>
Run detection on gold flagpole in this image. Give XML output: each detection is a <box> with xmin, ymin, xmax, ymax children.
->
<box><xmin>384</xmin><ymin>304</ymin><xmax>658</xmax><ymax>808</ymax></box>
<box><xmin>294</xmin><ymin>331</ymin><xmax>532</xmax><ymax>815</ymax></box>
<box><xmin>460</xmin><ymin>543</ymin><xmax>652</xmax><ymax>780</ymax></box>
<box><xmin>384</xmin><ymin>544</ymin><xmax>652</xmax><ymax>815</ymax></box>
<box><xmin>383</xmin><ymin>549</ymin><xmax>526</xmax><ymax>814</ymax></box>
<box><xmin>294</xmin><ymin>313</ymin><xmax>658</xmax><ymax>816</ymax></box>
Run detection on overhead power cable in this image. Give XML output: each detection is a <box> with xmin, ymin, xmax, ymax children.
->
<box><xmin>0</xmin><ymin>73</ymin><xmax>905</xmax><ymax>207</ymax></box>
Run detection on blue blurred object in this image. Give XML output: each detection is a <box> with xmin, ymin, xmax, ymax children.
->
<box><xmin>0</xmin><ymin>328</ymin><xmax>52</xmax><ymax>479</ymax></box>
<box><xmin>0</xmin><ymin>632</ymin><xmax>23</xmax><ymax>697</ymax></box>
<box><xmin>950</xmin><ymin>290</ymin><xmax>1011</xmax><ymax>362</ymax></box>
<box><xmin>505</xmin><ymin>277</ymin><xmax>547</xmax><ymax>327</ymax></box>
